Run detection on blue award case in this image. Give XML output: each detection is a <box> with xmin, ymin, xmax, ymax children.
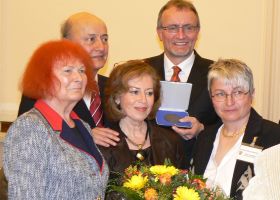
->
<box><xmin>156</xmin><ymin>81</ymin><xmax>192</xmax><ymax>128</ymax></box>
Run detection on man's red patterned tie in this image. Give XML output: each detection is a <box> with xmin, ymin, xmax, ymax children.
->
<box><xmin>89</xmin><ymin>90</ymin><xmax>104</xmax><ymax>127</ymax></box>
<box><xmin>170</xmin><ymin>66</ymin><xmax>181</xmax><ymax>82</ymax></box>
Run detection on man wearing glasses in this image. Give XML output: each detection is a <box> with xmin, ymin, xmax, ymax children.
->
<box><xmin>145</xmin><ymin>0</ymin><xmax>219</xmax><ymax>164</ymax></box>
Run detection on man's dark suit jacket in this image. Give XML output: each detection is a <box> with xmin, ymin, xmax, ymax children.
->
<box><xmin>144</xmin><ymin>51</ymin><xmax>219</xmax><ymax>167</ymax></box>
<box><xmin>17</xmin><ymin>74</ymin><xmax>108</xmax><ymax>129</ymax></box>
<box><xmin>192</xmin><ymin>108</ymin><xmax>280</xmax><ymax>199</ymax></box>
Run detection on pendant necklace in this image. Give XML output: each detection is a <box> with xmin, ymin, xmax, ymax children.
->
<box><xmin>121</xmin><ymin>125</ymin><xmax>149</xmax><ymax>161</ymax></box>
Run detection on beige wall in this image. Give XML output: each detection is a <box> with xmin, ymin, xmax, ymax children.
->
<box><xmin>0</xmin><ymin>0</ymin><xmax>278</xmax><ymax>123</ymax></box>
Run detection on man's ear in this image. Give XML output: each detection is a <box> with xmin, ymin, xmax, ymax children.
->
<box><xmin>157</xmin><ymin>28</ymin><xmax>163</xmax><ymax>42</ymax></box>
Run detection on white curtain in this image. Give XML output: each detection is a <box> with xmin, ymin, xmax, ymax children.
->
<box><xmin>262</xmin><ymin>0</ymin><xmax>280</xmax><ymax>123</ymax></box>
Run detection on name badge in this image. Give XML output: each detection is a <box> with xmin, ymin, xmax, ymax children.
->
<box><xmin>237</xmin><ymin>137</ymin><xmax>263</xmax><ymax>163</ymax></box>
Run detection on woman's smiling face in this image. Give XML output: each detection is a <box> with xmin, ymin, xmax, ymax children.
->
<box><xmin>116</xmin><ymin>75</ymin><xmax>155</xmax><ymax>123</ymax></box>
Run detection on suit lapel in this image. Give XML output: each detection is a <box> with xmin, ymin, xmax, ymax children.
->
<box><xmin>145</xmin><ymin>54</ymin><xmax>165</xmax><ymax>80</ymax></box>
<box><xmin>75</xmin><ymin>119</ymin><xmax>102</xmax><ymax>163</ymax></box>
<box><xmin>97</xmin><ymin>74</ymin><xmax>107</xmax><ymax>104</ymax></box>
<box><xmin>35</xmin><ymin>100</ymin><xmax>103</xmax><ymax>170</ymax></box>
<box><xmin>60</xmin><ymin>120</ymin><xmax>103</xmax><ymax>170</ymax></box>
<box><xmin>187</xmin><ymin>52</ymin><xmax>208</xmax><ymax>106</ymax></box>
<box><xmin>230</xmin><ymin>108</ymin><xmax>262</xmax><ymax>196</ymax></box>
<box><xmin>73</xmin><ymin>99</ymin><xmax>95</xmax><ymax>128</ymax></box>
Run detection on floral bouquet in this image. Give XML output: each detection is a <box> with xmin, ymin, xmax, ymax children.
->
<box><xmin>106</xmin><ymin>160</ymin><xmax>232</xmax><ymax>200</ymax></box>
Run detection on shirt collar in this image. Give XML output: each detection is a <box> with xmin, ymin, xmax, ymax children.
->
<box><xmin>34</xmin><ymin>99</ymin><xmax>80</xmax><ymax>131</ymax></box>
<box><xmin>164</xmin><ymin>51</ymin><xmax>195</xmax><ymax>71</ymax></box>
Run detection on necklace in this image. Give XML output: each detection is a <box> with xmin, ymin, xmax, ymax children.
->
<box><xmin>221</xmin><ymin>124</ymin><xmax>247</xmax><ymax>138</ymax></box>
<box><xmin>120</xmin><ymin>124</ymin><xmax>149</xmax><ymax>161</ymax></box>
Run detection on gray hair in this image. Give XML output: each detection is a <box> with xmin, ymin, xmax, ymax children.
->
<box><xmin>157</xmin><ymin>0</ymin><xmax>200</xmax><ymax>28</ymax></box>
<box><xmin>208</xmin><ymin>59</ymin><xmax>254</xmax><ymax>94</ymax></box>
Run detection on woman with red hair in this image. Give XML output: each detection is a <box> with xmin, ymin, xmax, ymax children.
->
<box><xmin>3</xmin><ymin>40</ymin><xmax>108</xmax><ymax>199</ymax></box>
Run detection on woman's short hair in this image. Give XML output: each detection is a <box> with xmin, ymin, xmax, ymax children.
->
<box><xmin>105</xmin><ymin>60</ymin><xmax>161</xmax><ymax>121</ymax></box>
<box><xmin>21</xmin><ymin>39</ymin><xmax>96</xmax><ymax>99</ymax></box>
<box><xmin>208</xmin><ymin>58</ymin><xmax>254</xmax><ymax>95</ymax></box>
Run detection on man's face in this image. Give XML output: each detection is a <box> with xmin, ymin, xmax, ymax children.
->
<box><xmin>69</xmin><ymin>19</ymin><xmax>108</xmax><ymax>72</ymax></box>
<box><xmin>157</xmin><ymin>7</ymin><xmax>199</xmax><ymax>65</ymax></box>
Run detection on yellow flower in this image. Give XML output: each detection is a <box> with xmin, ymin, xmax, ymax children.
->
<box><xmin>123</xmin><ymin>174</ymin><xmax>148</xmax><ymax>190</ymax></box>
<box><xmin>154</xmin><ymin>177</ymin><xmax>159</xmax><ymax>182</ymax></box>
<box><xmin>173</xmin><ymin>186</ymin><xmax>200</xmax><ymax>200</ymax></box>
<box><xmin>144</xmin><ymin>188</ymin><xmax>158</xmax><ymax>200</ymax></box>
<box><xmin>150</xmin><ymin>165</ymin><xmax>178</xmax><ymax>176</ymax></box>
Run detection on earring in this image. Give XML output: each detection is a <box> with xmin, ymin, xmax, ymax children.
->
<box><xmin>114</xmin><ymin>98</ymin><xmax>120</xmax><ymax>105</ymax></box>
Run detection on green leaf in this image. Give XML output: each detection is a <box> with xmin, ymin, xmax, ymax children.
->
<box><xmin>110</xmin><ymin>185</ymin><xmax>143</xmax><ymax>200</ymax></box>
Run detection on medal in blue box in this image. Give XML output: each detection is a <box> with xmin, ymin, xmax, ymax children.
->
<box><xmin>156</xmin><ymin>81</ymin><xmax>192</xmax><ymax>128</ymax></box>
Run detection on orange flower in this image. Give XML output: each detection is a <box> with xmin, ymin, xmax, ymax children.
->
<box><xmin>192</xmin><ymin>178</ymin><xmax>206</xmax><ymax>189</ymax></box>
<box><xmin>124</xmin><ymin>166</ymin><xmax>140</xmax><ymax>178</ymax></box>
<box><xmin>179</xmin><ymin>169</ymin><xmax>188</xmax><ymax>174</ymax></box>
<box><xmin>159</xmin><ymin>173</ymin><xmax>172</xmax><ymax>185</ymax></box>
<box><xmin>144</xmin><ymin>188</ymin><xmax>158</xmax><ymax>200</ymax></box>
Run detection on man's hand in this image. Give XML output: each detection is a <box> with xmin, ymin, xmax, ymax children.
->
<box><xmin>91</xmin><ymin>127</ymin><xmax>120</xmax><ymax>147</ymax></box>
<box><xmin>172</xmin><ymin>116</ymin><xmax>204</xmax><ymax>140</ymax></box>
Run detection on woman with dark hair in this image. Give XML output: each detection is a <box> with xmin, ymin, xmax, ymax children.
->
<box><xmin>3</xmin><ymin>40</ymin><xmax>108</xmax><ymax>199</ymax></box>
<box><xmin>99</xmin><ymin>60</ymin><xmax>187</xmax><ymax>175</ymax></box>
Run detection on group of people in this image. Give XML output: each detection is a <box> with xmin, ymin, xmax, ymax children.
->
<box><xmin>2</xmin><ymin>0</ymin><xmax>280</xmax><ymax>199</ymax></box>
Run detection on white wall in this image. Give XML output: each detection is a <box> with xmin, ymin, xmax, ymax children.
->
<box><xmin>1</xmin><ymin>0</ymin><xmax>277</xmax><ymax>122</ymax></box>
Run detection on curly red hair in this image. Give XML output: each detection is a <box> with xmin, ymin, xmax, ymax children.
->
<box><xmin>21</xmin><ymin>39</ymin><xmax>96</xmax><ymax>99</ymax></box>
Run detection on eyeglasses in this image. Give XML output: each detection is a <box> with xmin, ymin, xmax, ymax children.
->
<box><xmin>160</xmin><ymin>24</ymin><xmax>199</xmax><ymax>34</ymax></box>
<box><xmin>211</xmin><ymin>91</ymin><xmax>250</xmax><ymax>102</ymax></box>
